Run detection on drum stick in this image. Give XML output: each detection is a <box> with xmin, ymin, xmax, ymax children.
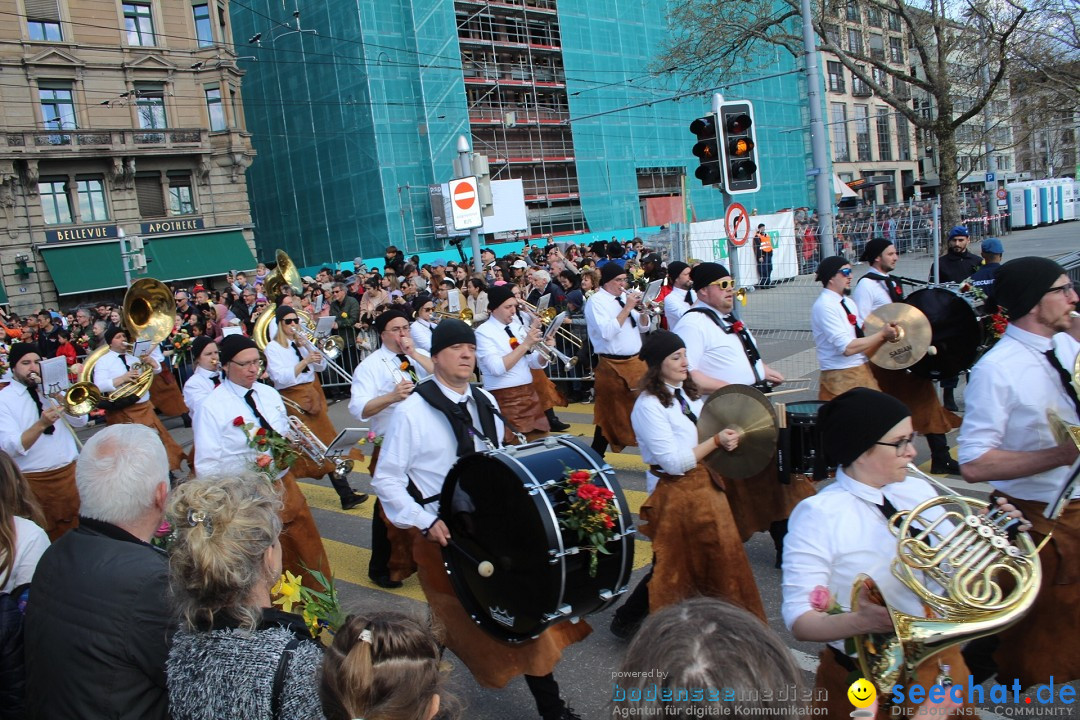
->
<box><xmin>447</xmin><ymin>539</ymin><xmax>495</xmax><ymax>578</ymax></box>
<box><xmin>764</xmin><ymin>388</ymin><xmax>807</xmax><ymax>399</ymax></box>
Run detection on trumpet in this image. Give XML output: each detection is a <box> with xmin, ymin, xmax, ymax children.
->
<box><xmin>286</xmin><ymin>415</ymin><xmax>354</xmax><ymax>481</ymax></box>
<box><xmin>518</xmin><ymin>300</ymin><xmax>582</xmax><ymax>348</ymax></box>
<box><xmin>535</xmin><ymin>339</ymin><xmax>579</xmax><ymax>373</ymax></box>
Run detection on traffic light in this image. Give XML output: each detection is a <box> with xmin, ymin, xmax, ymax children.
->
<box><xmin>471</xmin><ymin>153</ymin><xmax>494</xmax><ymax>217</ymax></box>
<box><xmin>689</xmin><ymin>114</ymin><xmax>723</xmax><ymax>186</ymax></box>
<box><xmin>718</xmin><ymin>100</ymin><xmax>760</xmax><ymax>194</ymax></box>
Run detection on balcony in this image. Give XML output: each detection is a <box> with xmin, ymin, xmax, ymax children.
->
<box><xmin>852</xmin><ymin>83</ymin><xmax>873</xmax><ymax>98</ymax></box>
<box><xmin>469</xmin><ymin>106</ymin><xmax>569</xmax><ymax>126</ymax></box>
<box><xmin>463</xmin><ymin>61</ymin><xmax>566</xmax><ymax>87</ymax></box>
<box><xmin>0</xmin><ymin>128</ymin><xmax>210</xmax><ymax>159</ymax></box>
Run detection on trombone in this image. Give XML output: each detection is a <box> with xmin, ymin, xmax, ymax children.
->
<box><xmin>286</xmin><ymin>416</ymin><xmax>354</xmax><ymax>481</ymax></box>
<box><xmin>293</xmin><ymin>325</ymin><xmax>353</xmax><ymax>385</ymax></box>
<box><xmin>434</xmin><ymin>307</ymin><xmax>474</xmax><ymax>323</ymax></box>
<box><xmin>518</xmin><ymin>300</ymin><xmax>582</xmax><ymax>348</ymax></box>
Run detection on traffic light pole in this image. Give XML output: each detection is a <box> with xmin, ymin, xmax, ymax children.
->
<box><xmin>456</xmin><ymin>135</ymin><xmax>484</xmax><ymax>275</ymax></box>
<box><xmin>798</xmin><ymin>0</ymin><xmax>836</xmax><ymax>257</ymax></box>
<box><xmin>712</xmin><ymin>94</ymin><xmax>743</xmax><ymax>321</ymax></box>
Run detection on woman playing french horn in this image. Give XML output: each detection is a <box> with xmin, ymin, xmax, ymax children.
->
<box><xmin>781</xmin><ymin>388</ymin><xmax>1031</xmax><ymax>718</ymax></box>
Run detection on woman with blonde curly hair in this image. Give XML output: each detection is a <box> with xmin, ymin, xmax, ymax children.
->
<box><xmin>166</xmin><ymin>473</ymin><xmax>326</xmax><ymax>720</ymax></box>
<box><xmin>320</xmin><ymin>612</ymin><xmax>454</xmax><ymax>720</ymax></box>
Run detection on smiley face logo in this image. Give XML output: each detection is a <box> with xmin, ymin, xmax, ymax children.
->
<box><xmin>847</xmin><ymin>678</ymin><xmax>877</xmax><ymax>708</ymax></box>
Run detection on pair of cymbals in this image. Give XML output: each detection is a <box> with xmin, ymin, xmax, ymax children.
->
<box><xmin>697</xmin><ymin>385</ymin><xmax>778</xmax><ymax>479</ymax></box>
<box><xmin>863</xmin><ymin>303</ymin><xmax>932</xmax><ymax>370</ymax></box>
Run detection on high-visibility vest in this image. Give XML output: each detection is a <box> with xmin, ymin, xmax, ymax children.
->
<box><xmin>757</xmin><ymin>232</ymin><xmax>773</xmax><ymax>253</ymax></box>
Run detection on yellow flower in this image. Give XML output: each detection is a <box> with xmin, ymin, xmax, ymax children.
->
<box><xmin>302</xmin><ymin>606</ymin><xmax>320</xmax><ymax>637</ymax></box>
<box><xmin>271</xmin><ymin>570</ymin><xmax>303</xmax><ymax>613</ymax></box>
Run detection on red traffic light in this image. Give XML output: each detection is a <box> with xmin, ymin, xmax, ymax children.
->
<box><xmin>725</xmin><ymin>113</ymin><xmax>752</xmax><ymax>134</ymax></box>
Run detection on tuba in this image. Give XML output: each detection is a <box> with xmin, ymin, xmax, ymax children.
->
<box><xmin>65</xmin><ymin>279</ymin><xmax>176</xmax><ymax>414</ymax></box>
<box><xmin>851</xmin><ymin>463</ymin><xmax>1042</xmax><ymax>693</ymax></box>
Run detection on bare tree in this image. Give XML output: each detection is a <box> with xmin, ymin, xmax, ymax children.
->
<box><xmin>658</xmin><ymin>0</ymin><xmax>1043</xmax><ymax>234</ymax></box>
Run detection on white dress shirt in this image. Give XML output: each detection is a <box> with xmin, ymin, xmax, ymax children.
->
<box><xmin>585</xmin><ymin>288</ymin><xmax>650</xmax><ymax>356</ymax></box>
<box><xmin>664</xmin><ymin>288</ymin><xmax>696</xmax><ymax>328</ymax></box>
<box><xmin>852</xmin><ymin>273</ymin><xmax>894</xmax><ymax>318</ymax></box>
<box><xmin>265</xmin><ymin>339</ymin><xmax>327</xmax><ymax>390</ymax></box>
<box><xmin>372</xmin><ymin>379</ymin><xmax>504</xmax><ymax>532</ymax></box>
<box><xmin>631</xmin><ymin>385</ymin><xmax>703</xmax><ymax>493</ymax></box>
<box><xmin>674</xmin><ymin>302</ymin><xmax>765</xmax><ymax>385</ymax></box>
<box><xmin>782</xmin><ymin>467</ymin><xmax>946</xmax><ymax>653</ymax></box>
<box><xmin>958</xmin><ymin>324</ymin><xmax>1080</xmax><ymax>504</ymax></box>
<box><xmin>193</xmin><ymin>379</ymin><xmax>291</xmax><ymax>477</ymax></box>
<box><xmin>2</xmin><ymin>516</ymin><xmax>48</xmax><ymax>593</ymax></box>
<box><xmin>0</xmin><ymin>382</ymin><xmax>85</xmax><ymax>472</ymax></box>
<box><xmin>410</xmin><ymin>319</ymin><xmax>436</xmax><ymax>352</ymax></box>
<box><xmin>811</xmin><ymin>288</ymin><xmax>867</xmax><ymax>371</ymax></box>
<box><xmin>182</xmin><ymin>366</ymin><xmax>220</xmax><ymax>423</ymax></box>
<box><xmin>93</xmin><ymin>349</ymin><xmax>156</xmax><ymax>403</ymax></box>
<box><xmin>348</xmin><ymin>345</ymin><xmax>430</xmax><ymax>437</ymax></box>
<box><xmin>475</xmin><ymin>316</ymin><xmax>547</xmax><ymax>391</ymax></box>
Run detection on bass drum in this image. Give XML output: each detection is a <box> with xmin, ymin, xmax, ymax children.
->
<box><xmin>439</xmin><ymin>435</ymin><xmax>635</xmax><ymax>643</ymax></box>
<box><xmin>905</xmin><ymin>287</ymin><xmax>983</xmax><ymax>379</ymax></box>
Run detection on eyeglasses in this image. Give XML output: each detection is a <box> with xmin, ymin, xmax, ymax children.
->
<box><xmin>281</xmin><ymin>318</ymin><xmax>301</xmax><ymax>325</ymax></box>
<box><xmin>421</xmin><ymin>305</ymin><xmax>434</xmax><ymax>312</ymax></box>
<box><xmin>709</xmin><ymin>278</ymin><xmax>736</xmax><ymax>290</ymax></box>
<box><xmin>230</xmin><ymin>358</ymin><xmax>264</xmax><ymax>371</ymax></box>
<box><xmin>385</xmin><ymin>324</ymin><xmax>411</xmax><ymax>334</ymax></box>
<box><xmin>875</xmin><ymin>433</ymin><xmax>919</xmax><ymax>456</ymax></box>
<box><xmin>1045</xmin><ymin>282</ymin><xmax>1075</xmax><ymax>296</ymax></box>
<box><xmin>840</xmin><ymin>268</ymin><xmax>853</xmax><ymax>277</ymax></box>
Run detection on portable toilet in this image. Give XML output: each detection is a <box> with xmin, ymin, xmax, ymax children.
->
<box><xmin>1062</xmin><ymin>181</ymin><xmax>1076</xmax><ymax>221</ymax></box>
<box><xmin>1008</xmin><ymin>182</ymin><xmax>1038</xmax><ymax>228</ymax></box>
<box><xmin>1037</xmin><ymin>183</ymin><xmax>1052</xmax><ymax>224</ymax></box>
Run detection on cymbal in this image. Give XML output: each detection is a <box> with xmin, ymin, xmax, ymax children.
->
<box><xmin>697</xmin><ymin>385</ymin><xmax>778</xmax><ymax>479</ymax></box>
<box><xmin>863</xmin><ymin>303</ymin><xmax>932</xmax><ymax>370</ymax></box>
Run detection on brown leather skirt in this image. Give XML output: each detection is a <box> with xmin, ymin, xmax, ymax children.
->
<box><xmin>278</xmin><ymin>470</ymin><xmax>331</xmax><ymax>586</ymax></box>
<box><xmin>640</xmin><ymin>465</ymin><xmax>765</xmax><ymax>619</ymax></box>
<box><xmin>492</xmin><ymin>383</ymin><xmax>550</xmax><ymax>437</ymax></box>
<box><xmin>530</xmin><ymin>368</ymin><xmax>566</xmax><ymax>410</ymax></box>
<box><xmin>870</xmin><ymin>365</ymin><xmax>960</xmax><ymax>434</ymax></box>
<box><xmin>719</xmin><ymin>460</ymin><xmax>816</xmax><ymax>542</ymax></box>
<box><xmin>411</xmin><ymin>528</ymin><xmax>591</xmax><ymax>688</ymax></box>
<box><xmin>818</xmin><ymin>364</ymin><xmax>880</xmax><ymax>401</ymax></box>
<box><xmin>149</xmin><ymin>369</ymin><xmax>189</xmax><ymax>417</ymax></box>
<box><xmin>593</xmin><ymin>356</ymin><xmax>646</xmax><ymax>452</ymax></box>
<box><xmin>106</xmin><ymin>400</ymin><xmax>187</xmax><ymax>471</ymax></box>
<box><xmin>24</xmin><ymin>461</ymin><xmax>79</xmax><ymax>541</ymax></box>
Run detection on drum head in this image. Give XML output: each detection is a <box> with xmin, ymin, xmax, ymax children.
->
<box><xmin>785</xmin><ymin>401</ymin><xmax>825</xmax><ymax>422</ymax></box>
<box><xmin>906</xmin><ymin>288</ymin><xmax>981</xmax><ymax>379</ymax></box>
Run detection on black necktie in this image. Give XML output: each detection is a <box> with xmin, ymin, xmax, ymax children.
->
<box><xmin>290</xmin><ymin>342</ymin><xmax>304</xmax><ymax>362</ymax></box>
<box><xmin>1045</xmin><ymin>350</ymin><xmax>1080</xmax><ymax>418</ymax></box>
<box><xmin>243</xmin><ymin>389</ymin><xmax>271</xmax><ymax>431</ymax></box>
<box><xmin>449</xmin><ymin>399</ymin><xmax>477</xmax><ymax>455</ymax></box>
<box><xmin>28</xmin><ymin>389</ymin><xmax>55</xmax><ymax>435</ymax></box>
<box><xmin>396</xmin><ymin>353</ymin><xmax>418</xmax><ymax>382</ymax></box>
<box><xmin>878</xmin><ymin>495</ymin><xmax>918</xmax><ymax>538</ymax></box>
<box><xmin>840</xmin><ymin>298</ymin><xmax>864</xmax><ymax>338</ymax></box>
<box><xmin>684</xmin><ymin>289</ymin><xmax>693</xmax><ymax>304</ymax></box>
<box><xmin>673</xmin><ymin>388</ymin><xmax>698</xmax><ymax>424</ymax></box>
<box><xmin>120</xmin><ymin>354</ymin><xmax>130</xmax><ymax>370</ymax></box>
<box><xmin>723</xmin><ymin>314</ymin><xmax>763</xmax><ymax>382</ymax></box>
<box><xmin>211</xmin><ymin>373</ymin><xmax>221</xmax><ymax>387</ymax></box>
<box><xmin>615</xmin><ymin>296</ymin><xmax>637</xmax><ymax>328</ymax></box>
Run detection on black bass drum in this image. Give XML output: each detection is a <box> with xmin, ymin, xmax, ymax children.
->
<box><xmin>439</xmin><ymin>435</ymin><xmax>634</xmax><ymax>643</ymax></box>
<box><xmin>905</xmin><ymin>287</ymin><xmax>983</xmax><ymax>379</ymax></box>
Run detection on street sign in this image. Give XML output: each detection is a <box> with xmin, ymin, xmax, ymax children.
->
<box><xmin>725</xmin><ymin>202</ymin><xmax>751</xmax><ymax>246</ymax></box>
<box><xmin>450</xmin><ymin>176</ymin><xmax>483</xmax><ymax>231</ymax></box>
<box><xmin>985</xmin><ymin>173</ymin><xmax>995</xmax><ymax>183</ymax></box>
<box><xmin>996</xmin><ymin>188</ymin><xmax>1007</xmax><ymax>200</ymax></box>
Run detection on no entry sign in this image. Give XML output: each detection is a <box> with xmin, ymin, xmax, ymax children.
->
<box><xmin>450</xmin><ymin>176</ymin><xmax>483</xmax><ymax>231</ymax></box>
<box><xmin>725</xmin><ymin>202</ymin><xmax>751</xmax><ymax>246</ymax></box>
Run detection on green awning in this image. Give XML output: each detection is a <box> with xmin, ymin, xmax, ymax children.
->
<box><xmin>0</xmin><ymin>279</ymin><xmax>8</xmax><ymax>305</ymax></box>
<box><xmin>40</xmin><ymin>230</ymin><xmax>255</xmax><ymax>295</ymax></box>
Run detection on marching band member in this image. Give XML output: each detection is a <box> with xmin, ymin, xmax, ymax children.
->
<box><xmin>0</xmin><ymin>344</ymin><xmax>87</xmax><ymax>540</ymax></box>
<box><xmin>265</xmin><ymin>306</ymin><xmax>368</xmax><ymax>511</ymax></box>
<box><xmin>661</xmin><ymin>261</ymin><xmax>694</xmax><ymax>329</ymax></box>
<box><xmin>193</xmin><ymin>335</ymin><xmax>330</xmax><ymax>581</ymax></box>
<box><xmin>958</xmin><ymin>257</ymin><xmax>1080</xmax><ymax>688</ymax></box>
<box><xmin>93</xmin><ymin>327</ymin><xmax>186</xmax><ymax>472</ymax></box>
<box><xmin>852</xmin><ymin>238</ymin><xmax>961</xmax><ymax>475</ymax></box>
<box><xmin>610</xmin><ymin>331</ymin><xmax>764</xmax><ymax>638</ymax></box>
<box><xmin>674</xmin><ymin>262</ymin><xmax>812</xmax><ymax>565</ymax></box>
<box><xmin>181</xmin><ymin>336</ymin><xmax>219</xmax><ymax>423</ymax></box>
<box><xmin>371</xmin><ymin>319</ymin><xmax>585</xmax><ymax>720</ymax></box>
<box><xmin>410</xmin><ymin>296</ymin><xmax>438</xmax><ymax>353</ymax></box>
<box><xmin>349</xmin><ymin>309</ymin><xmax>433</xmax><ymax>589</ymax></box>
<box><xmin>584</xmin><ymin>262</ymin><xmax>651</xmax><ymax>455</ymax></box>
<box><xmin>811</xmin><ymin>256</ymin><xmax>898</xmax><ymax>401</ymax></box>
<box><xmin>511</xmin><ymin>286</ymin><xmax>571</xmax><ymax>431</ymax></box>
<box><xmin>476</xmin><ymin>285</ymin><xmax>553</xmax><ymax>438</ymax></box>
<box><xmin>783</xmin><ymin>388</ymin><xmax>1028</xmax><ymax>718</ymax></box>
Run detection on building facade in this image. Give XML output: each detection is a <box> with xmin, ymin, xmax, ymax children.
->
<box><xmin>229</xmin><ymin>0</ymin><xmax>817</xmax><ymax>265</ymax></box>
<box><xmin>0</xmin><ymin>0</ymin><xmax>257</xmax><ymax>314</ymax></box>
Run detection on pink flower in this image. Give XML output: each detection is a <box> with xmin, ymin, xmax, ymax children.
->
<box><xmin>367</xmin><ymin>430</ymin><xmax>376</xmax><ymax>442</ymax></box>
<box><xmin>154</xmin><ymin>520</ymin><xmax>172</xmax><ymax>538</ymax></box>
<box><xmin>255</xmin><ymin>454</ymin><xmax>273</xmax><ymax>468</ymax></box>
<box><xmin>809</xmin><ymin>585</ymin><xmax>833</xmax><ymax>612</ymax></box>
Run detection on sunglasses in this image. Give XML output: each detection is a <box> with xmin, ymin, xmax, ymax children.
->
<box><xmin>840</xmin><ymin>268</ymin><xmax>853</xmax><ymax>277</ymax></box>
<box><xmin>709</xmin><ymin>278</ymin><xmax>736</xmax><ymax>289</ymax></box>
<box><xmin>281</xmin><ymin>318</ymin><xmax>301</xmax><ymax>325</ymax></box>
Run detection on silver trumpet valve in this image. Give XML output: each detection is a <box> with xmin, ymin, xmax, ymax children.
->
<box><xmin>286</xmin><ymin>415</ymin><xmax>354</xmax><ymax>480</ymax></box>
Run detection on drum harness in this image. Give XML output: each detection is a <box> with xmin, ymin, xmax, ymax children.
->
<box><xmin>683</xmin><ymin>307</ymin><xmax>772</xmax><ymax>393</ymax></box>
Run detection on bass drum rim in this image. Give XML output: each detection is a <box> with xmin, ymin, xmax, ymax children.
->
<box><xmin>905</xmin><ymin>287</ymin><xmax>982</xmax><ymax>379</ymax></box>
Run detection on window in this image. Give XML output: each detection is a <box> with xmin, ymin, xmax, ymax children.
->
<box><xmin>889</xmin><ymin>37</ymin><xmax>904</xmax><ymax>64</ymax></box>
<box><xmin>39</xmin><ymin>179</ymin><xmax>72</xmax><ymax>225</ymax></box>
<box><xmin>824</xmin><ymin>23</ymin><xmax>841</xmax><ymax>47</ymax></box>
<box><xmin>847</xmin><ymin>28</ymin><xmax>863</xmax><ymax>55</ymax></box>
<box><xmin>205</xmin><ymin>87</ymin><xmax>226</xmax><ymax>131</ymax></box>
<box><xmin>845</xmin><ymin>2</ymin><xmax>860</xmax><ymax>22</ymax></box>
<box><xmin>854</xmin><ymin>105</ymin><xmax>871</xmax><ymax>161</ymax></box>
<box><xmin>888</xmin><ymin>11</ymin><xmax>902</xmax><ymax>31</ymax></box>
<box><xmin>76</xmin><ymin>178</ymin><xmax>109</xmax><ymax>222</ymax></box>
<box><xmin>876</xmin><ymin>108</ymin><xmax>892</xmax><ymax>161</ymax></box>
<box><xmin>871</xmin><ymin>66</ymin><xmax>888</xmax><ymax>88</ymax></box>
<box><xmin>869</xmin><ymin>34</ymin><xmax>884</xmax><ymax>60</ymax></box>
<box><xmin>852</xmin><ymin>67</ymin><xmax>871</xmax><ymax>96</ymax></box>
<box><xmin>193</xmin><ymin>3</ymin><xmax>213</xmax><ymax>46</ymax></box>
<box><xmin>827</xmin><ymin>61</ymin><xmax>846</xmax><ymax>92</ymax></box>
<box><xmin>996</xmin><ymin>154</ymin><xmax>1012</xmax><ymax>171</ymax></box>
<box><xmin>123</xmin><ymin>3</ymin><xmax>155</xmax><ymax>46</ymax></box>
<box><xmin>229</xmin><ymin>85</ymin><xmax>242</xmax><ymax>129</ymax></box>
<box><xmin>897</xmin><ymin>114</ymin><xmax>911</xmax><ymax>160</ymax></box>
<box><xmin>135</xmin><ymin>83</ymin><xmax>167</xmax><ymax>129</ymax></box>
<box><xmin>991</xmin><ymin>100</ymin><xmax>1009</xmax><ymax>117</ymax></box>
<box><xmin>867</xmin><ymin>7</ymin><xmax>882</xmax><ymax>27</ymax></box>
<box><xmin>135</xmin><ymin>175</ymin><xmax>166</xmax><ymax>218</ymax></box>
<box><xmin>38</xmin><ymin>82</ymin><xmax>76</xmax><ymax>131</ymax></box>
<box><xmin>26</xmin><ymin>0</ymin><xmax>62</xmax><ymax>40</ymax></box>
<box><xmin>831</xmin><ymin>103</ymin><xmax>850</xmax><ymax>162</ymax></box>
<box><xmin>168</xmin><ymin>173</ymin><xmax>195</xmax><ymax>215</ymax></box>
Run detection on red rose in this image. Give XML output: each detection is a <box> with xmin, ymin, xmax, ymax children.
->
<box><xmin>258</xmin><ymin>437</ymin><xmax>268</xmax><ymax>446</ymax></box>
<box><xmin>256</xmin><ymin>428</ymin><xmax>267</xmax><ymax>436</ymax></box>
<box><xmin>731</xmin><ymin>321</ymin><xmax>744</xmax><ymax>333</ymax></box>
<box><xmin>846</xmin><ymin>313</ymin><xmax>858</xmax><ymax>327</ymax></box>
<box><xmin>569</xmin><ymin>470</ymin><xmax>591</xmax><ymax>485</ymax></box>
<box><xmin>589</xmin><ymin>498</ymin><xmax>607</xmax><ymax>511</ymax></box>
<box><xmin>232</xmin><ymin>416</ymin><xmax>245</xmax><ymax>427</ymax></box>
<box><xmin>602</xmin><ymin>514</ymin><xmax>615</xmax><ymax>530</ymax></box>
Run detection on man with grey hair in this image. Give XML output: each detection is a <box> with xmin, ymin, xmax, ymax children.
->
<box><xmin>25</xmin><ymin>424</ymin><xmax>172</xmax><ymax>720</ymax></box>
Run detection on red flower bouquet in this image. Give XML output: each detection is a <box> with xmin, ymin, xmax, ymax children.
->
<box><xmin>557</xmin><ymin>467</ymin><xmax>620</xmax><ymax>577</ymax></box>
